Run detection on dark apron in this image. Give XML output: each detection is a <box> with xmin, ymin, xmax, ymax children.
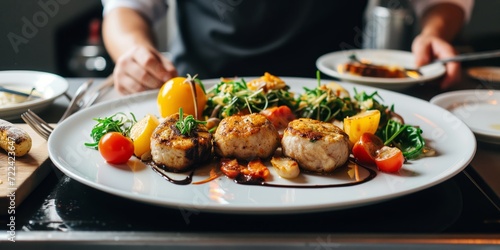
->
<box><xmin>171</xmin><ymin>0</ymin><xmax>368</xmax><ymax>79</ymax></box>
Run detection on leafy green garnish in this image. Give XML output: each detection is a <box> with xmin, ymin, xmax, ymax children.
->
<box><xmin>176</xmin><ymin>108</ymin><xmax>206</xmax><ymax>136</ymax></box>
<box><xmin>203</xmin><ymin>79</ymin><xmax>296</xmax><ymax>119</ymax></box>
<box><xmin>295</xmin><ymin>86</ymin><xmax>357</xmax><ymax>122</ymax></box>
<box><xmin>84</xmin><ymin>112</ymin><xmax>137</xmax><ymax>149</ymax></box>
<box><xmin>377</xmin><ymin>120</ymin><xmax>425</xmax><ymax>159</ymax></box>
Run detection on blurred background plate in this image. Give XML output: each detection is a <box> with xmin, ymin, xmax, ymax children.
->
<box><xmin>430</xmin><ymin>89</ymin><xmax>500</xmax><ymax>145</ymax></box>
<box><xmin>0</xmin><ymin>70</ymin><xmax>68</xmax><ymax>120</ymax></box>
<box><xmin>467</xmin><ymin>67</ymin><xmax>500</xmax><ymax>88</ymax></box>
<box><xmin>316</xmin><ymin>49</ymin><xmax>446</xmax><ymax>91</ymax></box>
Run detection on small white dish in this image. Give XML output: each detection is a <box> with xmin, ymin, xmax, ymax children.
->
<box><xmin>467</xmin><ymin>66</ymin><xmax>500</xmax><ymax>83</ymax></box>
<box><xmin>316</xmin><ymin>49</ymin><xmax>446</xmax><ymax>90</ymax></box>
<box><xmin>430</xmin><ymin>89</ymin><xmax>500</xmax><ymax>145</ymax></box>
<box><xmin>0</xmin><ymin>70</ymin><xmax>68</xmax><ymax>120</ymax></box>
<box><xmin>48</xmin><ymin>77</ymin><xmax>476</xmax><ymax>214</ymax></box>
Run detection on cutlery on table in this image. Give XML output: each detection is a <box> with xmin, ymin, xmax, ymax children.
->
<box><xmin>58</xmin><ymin>79</ymin><xmax>94</xmax><ymax>122</ymax></box>
<box><xmin>81</xmin><ymin>75</ymin><xmax>114</xmax><ymax>109</ymax></box>
<box><xmin>21</xmin><ymin>77</ymin><xmax>114</xmax><ymax>140</ymax></box>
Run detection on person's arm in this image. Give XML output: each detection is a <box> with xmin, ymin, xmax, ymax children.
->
<box><xmin>411</xmin><ymin>1</ymin><xmax>472</xmax><ymax>89</ymax></box>
<box><xmin>102</xmin><ymin>7</ymin><xmax>177</xmax><ymax>94</ymax></box>
<box><xmin>102</xmin><ymin>8</ymin><xmax>156</xmax><ymax>62</ymax></box>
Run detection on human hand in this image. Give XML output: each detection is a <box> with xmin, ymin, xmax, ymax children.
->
<box><xmin>113</xmin><ymin>45</ymin><xmax>178</xmax><ymax>95</ymax></box>
<box><xmin>411</xmin><ymin>34</ymin><xmax>461</xmax><ymax>89</ymax></box>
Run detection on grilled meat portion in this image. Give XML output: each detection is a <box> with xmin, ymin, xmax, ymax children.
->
<box><xmin>281</xmin><ymin>118</ymin><xmax>349</xmax><ymax>173</ymax></box>
<box><xmin>214</xmin><ymin>113</ymin><xmax>280</xmax><ymax>161</ymax></box>
<box><xmin>150</xmin><ymin>113</ymin><xmax>212</xmax><ymax>172</ymax></box>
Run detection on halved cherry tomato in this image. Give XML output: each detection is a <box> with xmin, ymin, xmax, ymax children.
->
<box><xmin>351</xmin><ymin>132</ymin><xmax>384</xmax><ymax>165</ymax></box>
<box><xmin>98</xmin><ymin>132</ymin><xmax>134</xmax><ymax>164</ymax></box>
<box><xmin>375</xmin><ymin>146</ymin><xmax>404</xmax><ymax>173</ymax></box>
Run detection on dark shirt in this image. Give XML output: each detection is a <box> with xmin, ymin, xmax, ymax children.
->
<box><xmin>170</xmin><ymin>0</ymin><xmax>367</xmax><ymax>79</ymax></box>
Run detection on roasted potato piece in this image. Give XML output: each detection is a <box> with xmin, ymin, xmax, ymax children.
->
<box><xmin>0</xmin><ymin>119</ymin><xmax>32</xmax><ymax>157</ymax></box>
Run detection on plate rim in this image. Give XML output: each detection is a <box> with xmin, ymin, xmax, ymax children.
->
<box><xmin>48</xmin><ymin>77</ymin><xmax>476</xmax><ymax>214</ymax></box>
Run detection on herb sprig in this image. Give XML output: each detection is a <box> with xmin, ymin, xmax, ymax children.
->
<box><xmin>84</xmin><ymin>112</ymin><xmax>137</xmax><ymax>149</ymax></box>
<box><xmin>176</xmin><ymin>108</ymin><xmax>206</xmax><ymax>136</ymax></box>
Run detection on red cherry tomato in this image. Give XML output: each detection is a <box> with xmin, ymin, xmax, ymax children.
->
<box><xmin>98</xmin><ymin>132</ymin><xmax>134</xmax><ymax>164</ymax></box>
<box><xmin>375</xmin><ymin>146</ymin><xmax>405</xmax><ymax>173</ymax></box>
<box><xmin>351</xmin><ymin>132</ymin><xmax>384</xmax><ymax>165</ymax></box>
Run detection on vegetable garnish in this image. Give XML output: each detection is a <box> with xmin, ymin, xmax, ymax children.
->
<box><xmin>192</xmin><ymin>167</ymin><xmax>220</xmax><ymax>185</ymax></box>
<box><xmin>377</xmin><ymin>120</ymin><xmax>425</xmax><ymax>159</ymax></box>
<box><xmin>175</xmin><ymin>108</ymin><xmax>206</xmax><ymax>136</ymax></box>
<box><xmin>203</xmin><ymin>76</ymin><xmax>296</xmax><ymax>119</ymax></box>
<box><xmin>84</xmin><ymin>112</ymin><xmax>137</xmax><ymax>149</ymax></box>
<box><xmin>296</xmin><ymin>85</ymin><xmax>358</xmax><ymax>122</ymax></box>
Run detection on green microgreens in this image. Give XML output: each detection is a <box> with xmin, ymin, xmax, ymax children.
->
<box><xmin>84</xmin><ymin>112</ymin><xmax>137</xmax><ymax>149</ymax></box>
<box><xmin>175</xmin><ymin>108</ymin><xmax>206</xmax><ymax>136</ymax></box>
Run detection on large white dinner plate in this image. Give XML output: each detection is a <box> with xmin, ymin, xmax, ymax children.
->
<box><xmin>0</xmin><ymin>70</ymin><xmax>68</xmax><ymax>120</ymax></box>
<box><xmin>316</xmin><ymin>49</ymin><xmax>446</xmax><ymax>90</ymax></box>
<box><xmin>430</xmin><ymin>89</ymin><xmax>500</xmax><ymax>145</ymax></box>
<box><xmin>48</xmin><ymin>77</ymin><xmax>475</xmax><ymax>214</ymax></box>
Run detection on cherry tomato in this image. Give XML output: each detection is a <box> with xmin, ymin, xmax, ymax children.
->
<box><xmin>157</xmin><ymin>76</ymin><xmax>207</xmax><ymax>119</ymax></box>
<box><xmin>351</xmin><ymin>132</ymin><xmax>384</xmax><ymax>165</ymax></box>
<box><xmin>375</xmin><ymin>146</ymin><xmax>404</xmax><ymax>173</ymax></box>
<box><xmin>98</xmin><ymin>132</ymin><xmax>134</xmax><ymax>164</ymax></box>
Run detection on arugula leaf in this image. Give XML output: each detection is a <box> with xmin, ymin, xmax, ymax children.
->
<box><xmin>378</xmin><ymin>120</ymin><xmax>425</xmax><ymax>159</ymax></box>
<box><xmin>84</xmin><ymin>112</ymin><xmax>137</xmax><ymax>149</ymax></box>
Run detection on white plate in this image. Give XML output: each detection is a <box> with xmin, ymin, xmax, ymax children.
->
<box><xmin>48</xmin><ymin>77</ymin><xmax>475</xmax><ymax>214</ymax></box>
<box><xmin>430</xmin><ymin>89</ymin><xmax>500</xmax><ymax>145</ymax></box>
<box><xmin>467</xmin><ymin>66</ymin><xmax>500</xmax><ymax>82</ymax></box>
<box><xmin>316</xmin><ymin>49</ymin><xmax>446</xmax><ymax>90</ymax></box>
<box><xmin>0</xmin><ymin>70</ymin><xmax>68</xmax><ymax>120</ymax></box>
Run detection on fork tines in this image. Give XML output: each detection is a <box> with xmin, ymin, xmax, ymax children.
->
<box><xmin>21</xmin><ymin>109</ymin><xmax>54</xmax><ymax>140</ymax></box>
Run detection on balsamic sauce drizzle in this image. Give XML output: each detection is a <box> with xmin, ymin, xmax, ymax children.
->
<box><xmin>149</xmin><ymin>160</ymin><xmax>377</xmax><ymax>188</ymax></box>
<box><xmin>150</xmin><ymin>164</ymin><xmax>194</xmax><ymax>185</ymax></box>
<box><xmin>234</xmin><ymin>164</ymin><xmax>377</xmax><ymax>188</ymax></box>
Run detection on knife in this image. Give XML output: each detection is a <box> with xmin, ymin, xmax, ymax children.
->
<box><xmin>59</xmin><ymin>79</ymin><xmax>93</xmax><ymax>122</ymax></box>
<box><xmin>81</xmin><ymin>74</ymin><xmax>114</xmax><ymax>109</ymax></box>
<box><xmin>433</xmin><ymin>49</ymin><xmax>500</xmax><ymax>65</ymax></box>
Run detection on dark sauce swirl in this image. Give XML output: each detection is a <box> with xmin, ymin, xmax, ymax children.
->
<box><xmin>149</xmin><ymin>162</ymin><xmax>194</xmax><ymax>185</ymax></box>
<box><xmin>149</xmin><ymin>159</ymin><xmax>377</xmax><ymax>188</ymax></box>
<box><xmin>234</xmin><ymin>164</ymin><xmax>377</xmax><ymax>188</ymax></box>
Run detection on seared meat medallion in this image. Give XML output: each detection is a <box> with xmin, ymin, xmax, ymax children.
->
<box><xmin>281</xmin><ymin>118</ymin><xmax>350</xmax><ymax>173</ymax></box>
<box><xmin>150</xmin><ymin>113</ymin><xmax>213</xmax><ymax>172</ymax></box>
<box><xmin>214</xmin><ymin>113</ymin><xmax>280</xmax><ymax>161</ymax></box>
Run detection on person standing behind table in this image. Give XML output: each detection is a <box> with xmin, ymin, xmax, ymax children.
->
<box><xmin>101</xmin><ymin>0</ymin><xmax>473</xmax><ymax>95</ymax></box>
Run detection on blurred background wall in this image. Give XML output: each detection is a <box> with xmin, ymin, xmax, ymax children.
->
<box><xmin>0</xmin><ymin>0</ymin><xmax>499</xmax><ymax>77</ymax></box>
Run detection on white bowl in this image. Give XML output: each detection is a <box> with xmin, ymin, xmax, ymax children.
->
<box><xmin>0</xmin><ymin>70</ymin><xmax>69</xmax><ymax>120</ymax></box>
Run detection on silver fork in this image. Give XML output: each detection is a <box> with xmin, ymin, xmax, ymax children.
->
<box><xmin>21</xmin><ymin>109</ymin><xmax>55</xmax><ymax>140</ymax></box>
<box><xmin>21</xmin><ymin>79</ymin><xmax>99</xmax><ymax>140</ymax></box>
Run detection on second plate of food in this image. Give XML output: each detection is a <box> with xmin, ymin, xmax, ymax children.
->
<box><xmin>316</xmin><ymin>49</ymin><xmax>446</xmax><ymax>90</ymax></box>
